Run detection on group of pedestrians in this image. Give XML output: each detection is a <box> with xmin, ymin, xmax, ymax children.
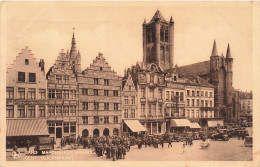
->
<box><xmin>80</xmin><ymin>136</ymin><xmax>130</xmax><ymax>161</ymax></box>
<box><xmin>136</xmin><ymin>135</ymin><xmax>173</xmax><ymax>150</ymax></box>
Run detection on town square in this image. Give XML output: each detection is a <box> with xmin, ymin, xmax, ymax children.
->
<box><xmin>2</xmin><ymin>1</ymin><xmax>256</xmax><ymax>164</ymax></box>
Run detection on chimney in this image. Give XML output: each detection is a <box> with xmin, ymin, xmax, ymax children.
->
<box><xmin>39</xmin><ymin>59</ymin><xmax>45</xmax><ymax>72</ymax></box>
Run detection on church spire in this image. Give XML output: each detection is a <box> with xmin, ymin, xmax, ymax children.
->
<box><xmin>211</xmin><ymin>39</ymin><xmax>218</xmax><ymax>57</ymax></box>
<box><xmin>226</xmin><ymin>43</ymin><xmax>232</xmax><ymax>58</ymax></box>
<box><xmin>70</xmin><ymin>28</ymin><xmax>77</xmax><ymax>58</ymax></box>
<box><xmin>170</xmin><ymin>16</ymin><xmax>174</xmax><ymax>23</ymax></box>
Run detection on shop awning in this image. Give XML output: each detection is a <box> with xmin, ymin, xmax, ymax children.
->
<box><xmin>208</xmin><ymin>120</ymin><xmax>224</xmax><ymax>127</ymax></box>
<box><xmin>190</xmin><ymin>122</ymin><xmax>201</xmax><ymax>129</ymax></box>
<box><xmin>123</xmin><ymin>120</ymin><xmax>147</xmax><ymax>132</ymax></box>
<box><xmin>6</xmin><ymin>119</ymin><xmax>49</xmax><ymax>137</ymax></box>
<box><xmin>170</xmin><ymin>119</ymin><xmax>191</xmax><ymax>127</ymax></box>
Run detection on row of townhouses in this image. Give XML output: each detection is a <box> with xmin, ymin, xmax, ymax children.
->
<box><xmin>6</xmin><ymin>10</ymin><xmax>247</xmax><ymax>145</ymax></box>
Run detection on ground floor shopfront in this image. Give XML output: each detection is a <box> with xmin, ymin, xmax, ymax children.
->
<box><xmin>6</xmin><ymin>119</ymin><xmax>49</xmax><ymax>148</ymax></box>
<box><xmin>199</xmin><ymin>118</ymin><xmax>224</xmax><ymax>130</ymax></box>
<box><xmin>78</xmin><ymin>123</ymin><xmax>121</xmax><ymax>137</ymax></box>
<box><xmin>139</xmin><ymin>119</ymin><xmax>166</xmax><ymax>135</ymax></box>
<box><xmin>47</xmin><ymin>116</ymin><xmax>78</xmax><ymax>141</ymax></box>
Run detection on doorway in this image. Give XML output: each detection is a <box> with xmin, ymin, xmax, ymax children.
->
<box><xmin>56</xmin><ymin>127</ymin><xmax>62</xmax><ymax>138</ymax></box>
<box><xmin>93</xmin><ymin>129</ymin><xmax>100</xmax><ymax>137</ymax></box>
<box><xmin>82</xmin><ymin>129</ymin><xmax>89</xmax><ymax>137</ymax></box>
<box><xmin>103</xmin><ymin>128</ymin><xmax>109</xmax><ymax>136</ymax></box>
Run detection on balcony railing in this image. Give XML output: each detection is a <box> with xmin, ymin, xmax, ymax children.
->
<box><xmin>158</xmin><ymin>98</ymin><xmax>163</xmax><ymax>103</ymax></box>
<box><xmin>148</xmin><ymin>97</ymin><xmax>157</xmax><ymax>103</ymax></box>
<box><xmin>147</xmin><ymin>114</ymin><xmax>152</xmax><ymax>118</ymax></box>
<box><xmin>140</xmin><ymin>98</ymin><xmax>146</xmax><ymax>103</ymax></box>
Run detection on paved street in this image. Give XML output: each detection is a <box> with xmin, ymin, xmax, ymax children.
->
<box><xmin>7</xmin><ymin>138</ymin><xmax>252</xmax><ymax>161</ymax></box>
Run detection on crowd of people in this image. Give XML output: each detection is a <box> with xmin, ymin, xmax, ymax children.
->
<box><xmin>61</xmin><ymin>136</ymin><xmax>131</xmax><ymax>161</ymax></box>
<box><xmin>58</xmin><ymin>134</ymin><xmax>180</xmax><ymax>160</ymax></box>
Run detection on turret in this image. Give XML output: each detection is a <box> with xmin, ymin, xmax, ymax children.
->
<box><xmin>226</xmin><ymin>43</ymin><xmax>232</xmax><ymax>59</ymax></box>
<box><xmin>211</xmin><ymin>39</ymin><xmax>219</xmax><ymax>57</ymax></box>
<box><xmin>143</xmin><ymin>19</ymin><xmax>147</xmax><ymax>67</ymax></box>
<box><xmin>154</xmin><ymin>11</ymin><xmax>161</xmax><ymax>65</ymax></box>
<box><xmin>169</xmin><ymin>16</ymin><xmax>174</xmax><ymax>68</ymax></box>
<box><xmin>226</xmin><ymin>43</ymin><xmax>233</xmax><ymax>86</ymax></box>
<box><xmin>210</xmin><ymin>40</ymin><xmax>220</xmax><ymax>72</ymax></box>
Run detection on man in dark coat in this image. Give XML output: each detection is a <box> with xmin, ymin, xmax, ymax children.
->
<box><xmin>168</xmin><ymin>137</ymin><xmax>172</xmax><ymax>148</ymax></box>
<box><xmin>118</xmin><ymin>145</ymin><xmax>122</xmax><ymax>159</ymax></box>
<box><xmin>106</xmin><ymin>144</ymin><xmax>111</xmax><ymax>159</ymax></box>
<box><xmin>111</xmin><ymin>145</ymin><xmax>116</xmax><ymax>161</ymax></box>
<box><xmin>161</xmin><ymin>138</ymin><xmax>164</xmax><ymax>149</ymax></box>
<box><xmin>122</xmin><ymin>146</ymin><xmax>126</xmax><ymax>159</ymax></box>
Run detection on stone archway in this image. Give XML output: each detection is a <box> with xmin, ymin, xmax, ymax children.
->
<box><xmin>93</xmin><ymin>129</ymin><xmax>100</xmax><ymax>137</ymax></box>
<box><xmin>103</xmin><ymin>128</ymin><xmax>109</xmax><ymax>136</ymax></box>
<box><xmin>82</xmin><ymin>129</ymin><xmax>89</xmax><ymax>137</ymax></box>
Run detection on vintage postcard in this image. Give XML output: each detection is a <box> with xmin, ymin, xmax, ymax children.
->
<box><xmin>0</xmin><ymin>1</ymin><xmax>259</xmax><ymax>167</ymax></box>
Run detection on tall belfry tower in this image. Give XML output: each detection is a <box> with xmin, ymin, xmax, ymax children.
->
<box><xmin>143</xmin><ymin>10</ymin><xmax>174</xmax><ymax>71</ymax></box>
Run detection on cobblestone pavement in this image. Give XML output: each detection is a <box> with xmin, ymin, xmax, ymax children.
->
<box><xmin>6</xmin><ymin>137</ymin><xmax>252</xmax><ymax>161</ymax></box>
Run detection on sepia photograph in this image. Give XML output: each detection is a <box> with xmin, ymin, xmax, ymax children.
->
<box><xmin>0</xmin><ymin>1</ymin><xmax>259</xmax><ymax>167</ymax></box>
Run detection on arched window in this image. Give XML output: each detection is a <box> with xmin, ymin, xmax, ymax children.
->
<box><xmin>146</xmin><ymin>48</ymin><xmax>151</xmax><ymax>62</ymax></box>
<box><xmin>147</xmin><ymin>31</ymin><xmax>150</xmax><ymax>44</ymax></box>
<box><xmin>103</xmin><ymin>128</ymin><xmax>109</xmax><ymax>136</ymax></box>
<box><xmin>151</xmin><ymin>47</ymin><xmax>156</xmax><ymax>62</ymax></box>
<box><xmin>93</xmin><ymin>129</ymin><xmax>100</xmax><ymax>137</ymax></box>
<box><xmin>160</xmin><ymin>29</ymin><xmax>164</xmax><ymax>41</ymax></box>
<box><xmin>25</xmin><ymin>59</ymin><xmax>29</xmax><ymax>65</ymax></box>
<box><xmin>165</xmin><ymin>28</ymin><xmax>169</xmax><ymax>42</ymax></box>
<box><xmin>113</xmin><ymin>128</ymin><xmax>119</xmax><ymax>136</ymax></box>
<box><xmin>160</xmin><ymin>26</ymin><xmax>165</xmax><ymax>42</ymax></box>
<box><xmin>82</xmin><ymin>129</ymin><xmax>89</xmax><ymax>137</ymax></box>
<box><xmin>160</xmin><ymin>45</ymin><xmax>165</xmax><ymax>61</ymax></box>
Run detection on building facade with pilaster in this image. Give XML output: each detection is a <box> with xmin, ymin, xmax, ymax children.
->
<box><xmin>77</xmin><ymin>53</ymin><xmax>122</xmax><ymax>137</ymax></box>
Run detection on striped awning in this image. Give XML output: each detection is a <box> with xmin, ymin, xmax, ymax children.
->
<box><xmin>170</xmin><ymin>119</ymin><xmax>191</xmax><ymax>127</ymax></box>
<box><xmin>6</xmin><ymin>119</ymin><xmax>49</xmax><ymax>137</ymax></box>
<box><xmin>123</xmin><ymin>119</ymin><xmax>147</xmax><ymax>132</ymax></box>
<box><xmin>190</xmin><ymin>122</ymin><xmax>201</xmax><ymax>129</ymax></box>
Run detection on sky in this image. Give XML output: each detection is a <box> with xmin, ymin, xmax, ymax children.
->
<box><xmin>2</xmin><ymin>1</ymin><xmax>253</xmax><ymax>91</ymax></box>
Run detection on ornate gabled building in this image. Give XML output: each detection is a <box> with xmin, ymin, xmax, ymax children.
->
<box><xmin>77</xmin><ymin>53</ymin><xmax>122</xmax><ymax>137</ymax></box>
<box><xmin>122</xmin><ymin>71</ymin><xmax>138</xmax><ymax>120</ymax></box>
<box><xmin>6</xmin><ymin>46</ymin><xmax>49</xmax><ymax>147</ymax></box>
<box><xmin>121</xmin><ymin>71</ymin><xmax>148</xmax><ymax>136</ymax></box>
<box><xmin>46</xmin><ymin>33</ymin><xmax>80</xmax><ymax>141</ymax></box>
<box><xmin>127</xmin><ymin>62</ymin><xmax>167</xmax><ymax>135</ymax></box>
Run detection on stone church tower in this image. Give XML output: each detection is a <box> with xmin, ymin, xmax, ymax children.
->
<box><xmin>142</xmin><ymin>10</ymin><xmax>174</xmax><ymax>71</ymax></box>
<box><xmin>209</xmin><ymin>40</ymin><xmax>233</xmax><ymax>122</ymax></box>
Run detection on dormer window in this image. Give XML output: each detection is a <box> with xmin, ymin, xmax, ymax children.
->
<box><xmin>174</xmin><ymin>76</ymin><xmax>177</xmax><ymax>81</ymax></box>
<box><xmin>25</xmin><ymin>59</ymin><xmax>29</xmax><ymax>65</ymax></box>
